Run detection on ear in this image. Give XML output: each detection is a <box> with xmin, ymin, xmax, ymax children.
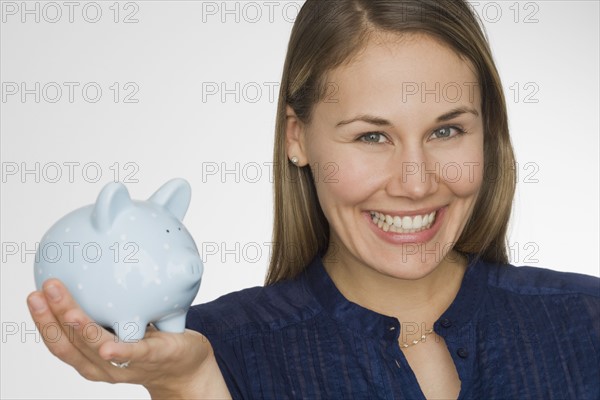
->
<box><xmin>148</xmin><ymin>178</ymin><xmax>191</xmax><ymax>221</ymax></box>
<box><xmin>92</xmin><ymin>182</ymin><xmax>133</xmax><ymax>233</ymax></box>
<box><xmin>285</xmin><ymin>105</ymin><xmax>309</xmax><ymax>166</ymax></box>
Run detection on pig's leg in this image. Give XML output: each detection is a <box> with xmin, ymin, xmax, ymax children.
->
<box><xmin>113</xmin><ymin>320</ymin><xmax>147</xmax><ymax>342</ymax></box>
<box><xmin>154</xmin><ymin>311</ymin><xmax>186</xmax><ymax>333</ymax></box>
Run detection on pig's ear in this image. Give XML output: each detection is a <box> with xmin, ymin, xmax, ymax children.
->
<box><xmin>148</xmin><ymin>178</ymin><xmax>191</xmax><ymax>221</ymax></box>
<box><xmin>91</xmin><ymin>182</ymin><xmax>133</xmax><ymax>232</ymax></box>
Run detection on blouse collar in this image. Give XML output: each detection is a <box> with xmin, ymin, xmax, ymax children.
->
<box><xmin>303</xmin><ymin>253</ymin><xmax>488</xmax><ymax>342</ymax></box>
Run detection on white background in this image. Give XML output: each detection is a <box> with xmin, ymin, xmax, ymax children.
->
<box><xmin>1</xmin><ymin>1</ymin><xmax>598</xmax><ymax>398</ymax></box>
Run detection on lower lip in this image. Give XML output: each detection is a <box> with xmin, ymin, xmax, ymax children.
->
<box><xmin>364</xmin><ymin>206</ymin><xmax>447</xmax><ymax>245</ymax></box>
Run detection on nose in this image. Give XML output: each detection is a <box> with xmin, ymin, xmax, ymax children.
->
<box><xmin>385</xmin><ymin>146</ymin><xmax>438</xmax><ymax>199</ymax></box>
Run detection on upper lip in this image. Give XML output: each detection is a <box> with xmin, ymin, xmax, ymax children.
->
<box><xmin>368</xmin><ymin>205</ymin><xmax>446</xmax><ymax>217</ymax></box>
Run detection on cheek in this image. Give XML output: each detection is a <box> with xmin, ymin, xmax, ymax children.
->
<box><xmin>434</xmin><ymin>139</ymin><xmax>484</xmax><ymax>197</ymax></box>
<box><xmin>310</xmin><ymin>150</ymin><xmax>383</xmax><ymax>209</ymax></box>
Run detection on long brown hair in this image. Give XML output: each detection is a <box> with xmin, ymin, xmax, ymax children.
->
<box><xmin>266</xmin><ymin>0</ymin><xmax>516</xmax><ymax>284</ymax></box>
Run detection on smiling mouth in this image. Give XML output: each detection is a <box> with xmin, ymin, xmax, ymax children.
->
<box><xmin>369</xmin><ymin>210</ymin><xmax>438</xmax><ymax>233</ymax></box>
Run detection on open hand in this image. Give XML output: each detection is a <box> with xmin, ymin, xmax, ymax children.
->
<box><xmin>27</xmin><ymin>279</ymin><xmax>230</xmax><ymax>399</ymax></box>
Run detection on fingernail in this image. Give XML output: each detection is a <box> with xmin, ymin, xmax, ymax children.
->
<box><xmin>28</xmin><ymin>295</ymin><xmax>47</xmax><ymax>314</ymax></box>
<box><xmin>45</xmin><ymin>284</ymin><xmax>62</xmax><ymax>302</ymax></box>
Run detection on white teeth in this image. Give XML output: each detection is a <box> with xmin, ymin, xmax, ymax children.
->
<box><xmin>369</xmin><ymin>210</ymin><xmax>437</xmax><ymax>233</ymax></box>
<box><xmin>413</xmin><ymin>215</ymin><xmax>422</xmax><ymax>227</ymax></box>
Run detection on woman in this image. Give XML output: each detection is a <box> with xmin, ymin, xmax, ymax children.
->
<box><xmin>27</xmin><ymin>0</ymin><xmax>599</xmax><ymax>399</ymax></box>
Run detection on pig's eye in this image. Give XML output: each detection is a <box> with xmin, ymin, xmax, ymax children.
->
<box><xmin>178</xmin><ymin>227</ymin><xmax>181</xmax><ymax>231</ymax></box>
<box><xmin>166</xmin><ymin>229</ymin><xmax>170</xmax><ymax>233</ymax></box>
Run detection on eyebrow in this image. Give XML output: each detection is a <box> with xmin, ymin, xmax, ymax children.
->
<box><xmin>335</xmin><ymin>106</ymin><xmax>480</xmax><ymax>127</ymax></box>
<box><xmin>436</xmin><ymin>107</ymin><xmax>480</xmax><ymax>122</ymax></box>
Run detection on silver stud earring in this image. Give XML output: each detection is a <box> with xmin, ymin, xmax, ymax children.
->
<box><xmin>291</xmin><ymin>156</ymin><xmax>299</xmax><ymax>165</ymax></box>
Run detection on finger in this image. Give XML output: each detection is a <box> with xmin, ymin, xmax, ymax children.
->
<box><xmin>41</xmin><ymin>279</ymin><xmax>117</xmax><ymax>363</ymax></box>
<box><xmin>37</xmin><ymin>282</ymin><xmax>148</xmax><ymax>383</ymax></box>
<box><xmin>97</xmin><ymin>328</ymin><xmax>165</xmax><ymax>365</ymax></box>
<box><xmin>103</xmin><ymin>328</ymin><xmax>208</xmax><ymax>369</ymax></box>
<box><xmin>40</xmin><ymin>280</ymin><xmax>155</xmax><ymax>369</ymax></box>
<box><xmin>27</xmin><ymin>290</ymin><xmax>106</xmax><ymax>380</ymax></box>
<box><xmin>91</xmin><ymin>327</ymin><xmax>178</xmax><ymax>385</ymax></box>
<box><xmin>97</xmin><ymin>328</ymin><xmax>210</xmax><ymax>388</ymax></box>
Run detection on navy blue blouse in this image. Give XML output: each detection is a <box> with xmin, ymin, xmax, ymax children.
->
<box><xmin>186</xmin><ymin>255</ymin><xmax>600</xmax><ymax>399</ymax></box>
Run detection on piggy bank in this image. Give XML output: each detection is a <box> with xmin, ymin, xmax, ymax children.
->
<box><xmin>34</xmin><ymin>178</ymin><xmax>203</xmax><ymax>342</ymax></box>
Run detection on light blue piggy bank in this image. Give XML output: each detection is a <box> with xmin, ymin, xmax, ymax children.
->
<box><xmin>34</xmin><ymin>178</ymin><xmax>203</xmax><ymax>342</ymax></box>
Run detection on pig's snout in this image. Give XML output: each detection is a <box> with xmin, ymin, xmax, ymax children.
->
<box><xmin>188</xmin><ymin>259</ymin><xmax>202</xmax><ymax>277</ymax></box>
<box><xmin>168</xmin><ymin>248</ymin><xmax>203</xmax><ymax>288</ymax></box>
<box><xmin>185</xmin><ymin>259</ymin><xmax>203</xmax><ymax>290</ymax></box>
<box><xmin>182</xmin><ymin>247</ymin><xmax>203</xmax><ymax>284</ymax></box>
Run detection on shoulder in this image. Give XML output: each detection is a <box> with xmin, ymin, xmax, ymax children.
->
<box><xmin>467</xmin><ymin>259</ymin><xmax>600</xmax><ymax>350</ymax></box>
<box><xmin>474</xmin><ymin>259</ymin><xmax>600</xmax><ymax>338</ymax></box>
<box><xmin>186</xmin><ymin>271</ymin><xmax>322</xmax><ymax>339</ymax></box>
<box><xmin>482</xmin><ymin>259</ymin><xmax>600</xmax><ymax>298</ymax></box>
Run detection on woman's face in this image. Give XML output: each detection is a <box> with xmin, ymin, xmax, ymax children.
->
<box><xmin>287</xmin><ymin>33</ymin><xmax>484</xmax><ymax>280</ymax></box>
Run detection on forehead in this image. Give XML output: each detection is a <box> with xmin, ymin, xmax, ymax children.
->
<box><xmin>318</xmin><ymin>32</ymin><xmax>480</xmax><ymax>122</ymax></box>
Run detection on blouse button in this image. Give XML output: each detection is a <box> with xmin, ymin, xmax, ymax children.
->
<box><xmin>457</xmin><ymin>348</ymin><xmax>469</xmax><ymax>359</ymax></box>
<box><xmin>440</xmin><ymin>318</ymin><xmax>452</xmax><ymax>328</ymax></box>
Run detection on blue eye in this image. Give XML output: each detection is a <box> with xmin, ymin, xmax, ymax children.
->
<box><xmin>431</xmin><ymin>126</ymin><xmax>466</xmax><ymax>140</ymax></box>
<box><xmin>359</xmin><ymin>132</ymin><xmax>387</xmax><ymax>144</ymax></box>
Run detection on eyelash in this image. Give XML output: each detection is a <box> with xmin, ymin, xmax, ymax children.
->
<box><xmin>358</xmin><ymin>132</ymin><xmax>388</xmax><ymax>144</ymax></box>
<box><xmin>358</xmin><ymin>125</ymin><xmax>467</xmax><ymax>144</ymax></box>
<box><xmin>431</xmin><ymin>125</ymin><xmax>468</xmax><ymax>141</ymax></box>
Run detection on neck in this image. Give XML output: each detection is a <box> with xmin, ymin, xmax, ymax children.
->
<box><xmin>322</xmin><ymin>249</ymin><xmax>468</xmax><ymax>326</ymax></box>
